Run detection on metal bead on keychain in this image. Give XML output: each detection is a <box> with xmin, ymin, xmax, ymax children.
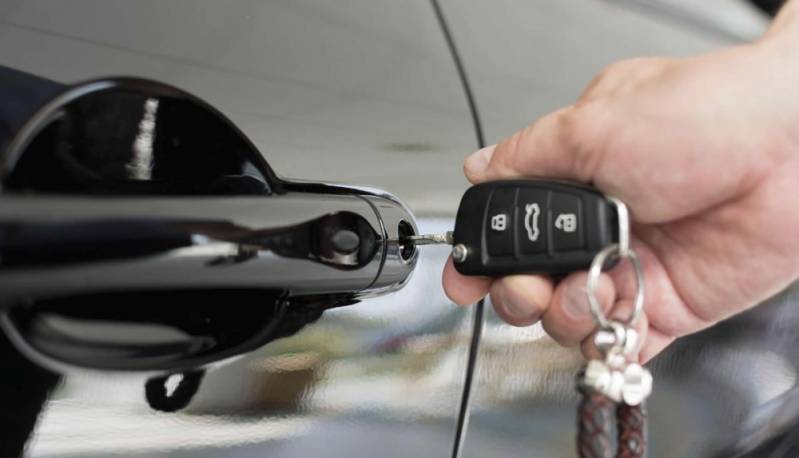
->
<box><xmin>576</xmin><ymin>198</ymin><xmax>652</xmax><ymax>458</ymax></box>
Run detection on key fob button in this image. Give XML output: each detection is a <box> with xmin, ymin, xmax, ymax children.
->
<box><xmin>486</xmin><ymin>188</ymin><xmax>516</xmax><ymax>256</ymax></box>
<box><xmin>516</xmin><ymin>188</ymin><xmax>548</xmax><ymax>254</ymax></box>
<box><xmin>550</xmin><ymin>192</ymin><xmax>584</xmax><ymax>251</ymax></box>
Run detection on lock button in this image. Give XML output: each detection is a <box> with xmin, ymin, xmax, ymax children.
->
<box><xmin>485</xmin><ymin>188</ymin><xmax>516</xmax><ymax>256</ymax></box>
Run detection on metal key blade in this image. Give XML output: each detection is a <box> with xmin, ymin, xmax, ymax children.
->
<box><xmin>403</xmin><ymin>231</ymin><xmax>453</xmax><ymax>246</ymax></box>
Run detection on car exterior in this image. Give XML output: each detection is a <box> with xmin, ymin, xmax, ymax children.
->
<box><xmin>1</xmin><ymin>1</ymin><xmax>794</xmax><ymax>457</ymax></box>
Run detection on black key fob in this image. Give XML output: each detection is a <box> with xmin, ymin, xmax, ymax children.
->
<box><xmin>452</xmin><ymin>179</ymin><xmax>618</xmax><ymax>276</ymax></box>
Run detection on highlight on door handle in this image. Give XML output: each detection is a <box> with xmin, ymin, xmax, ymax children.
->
<box><xmin>0</xmin><ymin>67</ymin><xmax>419</xmax><ymax>374</ymax></box>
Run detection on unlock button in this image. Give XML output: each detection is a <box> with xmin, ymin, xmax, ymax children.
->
<box><xmin>550</xmin><ymin>192</ymin><xmax>584</xmax><ymax>251</ymax></box>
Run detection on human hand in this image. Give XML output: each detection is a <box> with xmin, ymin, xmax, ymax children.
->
<box><xmin>443</xmin><ymin>22</ymin><xmax>799</xmax><ymax>362</ymax></box>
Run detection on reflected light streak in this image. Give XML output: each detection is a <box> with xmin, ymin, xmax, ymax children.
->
<box><xmin>127</xmin><ymin>98</ymin><xmax>159</xmax><ymax>180</ymax></box>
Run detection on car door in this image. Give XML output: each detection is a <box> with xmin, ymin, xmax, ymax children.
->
<box><xmin>0</xmin><ymin>2</ymin><xmax>480</xmax><ymax>457</ymax></box>
<box><xmin>2</xmin><ymin>1</ymin><xmax>791</xmax><ymax>458</ymax></box>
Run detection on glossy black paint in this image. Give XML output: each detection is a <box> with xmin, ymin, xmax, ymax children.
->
<box><xmin>0</xmin><ymin>72</ymin><xmax>418</xmax><ymax>375</ymax></box>
<box><xmin>1</xmin><ymin>75</ymin><xmax>280</xmax><ymax>195</ymax></box>
<box><xmin>3</xmin><ymin>287</ymin><xmax>364</xmax><ymax>372</ymax></box>
<box><xmin>750</xmin><ymin>0</ymin><xmax>784</xmax><ymax>16</ymax></box>
<box><xmin>0</xmin><ymin>3</ymin><xmax>482</xmax><ymax>457</ymax></box>
<box><xmin>0</xmin><ymin>211</ymin><xmax>379</xmax><ymax>270</ymax></box>
<box><xmin>0</xmin><ymin>331</ymin><xmax>59</xmax><ymax>458</ymax></box>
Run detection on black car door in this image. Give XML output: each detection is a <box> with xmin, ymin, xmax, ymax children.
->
<box><xmin>0</xmin><ymin>2</ymin><xmax>479</xmax><ymax>457</ymax></box>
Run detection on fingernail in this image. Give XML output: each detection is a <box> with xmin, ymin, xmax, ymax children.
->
<box><xmin>464</xmin><ymin>145</ymin><xmax>495</xmax><ymax>176</ymax></box>
<box><xmin>563</xmin><ymin>284</ymin><xmax>590</xmax><ymax>319</ymax></box>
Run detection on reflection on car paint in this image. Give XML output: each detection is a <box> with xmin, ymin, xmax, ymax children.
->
<box><xmin>24</xmin><ymin>219</ymin><xmax>472</xmax><ymax>458</ymax></box>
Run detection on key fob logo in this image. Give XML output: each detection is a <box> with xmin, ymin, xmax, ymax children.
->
<box><xmin>524</xmin><ymin>203</ymin><xmax>541</xmax><ymax>242</ymax></box>
<box><xmin>555</xmin><ymin>213</ymin><xmax>577</xmax><ymax>233</ymax></box>
<box><xmin>490</xmin><ymin>214</ymin><xmax>507</xmax><ymax>232</ymax></box>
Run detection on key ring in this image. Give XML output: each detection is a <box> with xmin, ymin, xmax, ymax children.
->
<box><xmin>578</xmin><ymin>198</ymin><xmax>650</xmax><ymax>458</ymax></box>
<box><xmin>585</xmin><ymin>198</ymin><xmax>644</xmax><ymax>329</ymax></box>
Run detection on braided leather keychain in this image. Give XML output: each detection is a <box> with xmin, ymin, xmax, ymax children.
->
<box><xmin>575</xmin><ymin>200</ymin><xmax>652</xmax><ymax>458</ymax></box>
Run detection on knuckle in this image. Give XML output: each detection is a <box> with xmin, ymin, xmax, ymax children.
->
<box><xmin>581</xmin><ymin>60</ymin><xmax>629</xmax><ymax>96</ymax></box>
<box><xmin>605</xmin><ymin>57</ymin><xmax>651</xmax><ymax>74</ymax></box>
<box><xmin>581</xmin><ymin>57</ymin><xmax>663</xmax><ymax>101</ymax></box>
<box><xmin>559</xmin><ymin>105</ymin><xmax>609</xmax><ymax>182</ymax></box>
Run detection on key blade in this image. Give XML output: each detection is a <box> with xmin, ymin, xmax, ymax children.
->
<box><xmin>404</xmin><ymin>231</ymin><xmax>453</xmax><ymax>246</ymax></box>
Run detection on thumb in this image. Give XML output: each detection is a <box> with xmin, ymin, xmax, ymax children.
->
<box><xmin>464</xmin><ymin>106</ymin><xmax>603</xmax><ymax>185</ymax></box>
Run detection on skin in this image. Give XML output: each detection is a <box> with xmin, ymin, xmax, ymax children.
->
<box><xmin>442</xmin><ymin>1</ymin><xmax>799</xmax><ymax>363</ymax></box>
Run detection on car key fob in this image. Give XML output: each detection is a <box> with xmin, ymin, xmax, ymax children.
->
<box><xmin>451</xmin><ymin>179</ymin><xmax>619</xmax><ymax>276</ymax></box>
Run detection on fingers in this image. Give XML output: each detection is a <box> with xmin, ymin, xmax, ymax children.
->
<box><xmin>541</xmin><ymin>272</ymin><xmax>616</xmax><ymax>346</ymax></box>
<box><xmin>463</xmin><ymin>144</ymin><xmax>496</xmax><ymax>181</ymax></box>
<box><xmin>442</xmin><ymin>258</ymin><xmax>555</xmax><ymax>326</ymax></box>
<box><xmin>444</xmin><ymin>265</ymin><xmax>620</xmax><ymax>347</ymax></box>
<box><xmin>463</xmin><ymin>105</ymin><xmax>604</xmax><ymax>185</ymax></box>
<box><xmin>579</xmin><ymin>319</ymin><xmax>674</xmax><ymax>363</ymax></box>
<box><xmin>442</xmin><ymin>257</ymin><xmax>492</xmax><ymax>305</ymax></box>
<box><xmin>606</xmin><ymin>238</ymin><xmax>711</xmax><ymax>338</ymax></box>
<box><xmin>442</xmin><ymin>238</ymin><xmax>690</xmax><ymax>362</ymax></box>
<box><xmin>488</xmin><ymin>275</ymin><xmax>554</xmax><ymax>326</ymax></box>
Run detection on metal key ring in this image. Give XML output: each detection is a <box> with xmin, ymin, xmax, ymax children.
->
<box><xmin>607</xmin><ymin>197</ymin><xmax>631</xmax><ymax>257</ymax></box>
<box><xmin>586</xmin><ymin>243</ymin><xmax>645</xmax><ymax>329</ymax></box>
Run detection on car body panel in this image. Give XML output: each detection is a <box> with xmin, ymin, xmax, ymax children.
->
<box><xmin>0</xmin><ymin>1</ymin><xmax>476</xmax><ymax>456</ymax></box>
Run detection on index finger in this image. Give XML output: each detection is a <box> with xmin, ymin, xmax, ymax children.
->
<box><xmin>463</xmin><ymin>106</ymin><xmax>600</xmax><ymax>185</ymax></box>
